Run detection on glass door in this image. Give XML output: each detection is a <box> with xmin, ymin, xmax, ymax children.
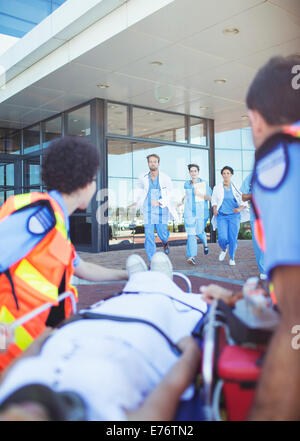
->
<box><xmin>0</xmin><ymin>156</ymin><xmax>21</xmax><ymax>207</ymax></box>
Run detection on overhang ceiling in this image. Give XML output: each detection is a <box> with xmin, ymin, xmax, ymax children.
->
<box><xmin>0</xmin><ymin>0</ymin><xmax>299</xmax><ymax>133</ymax></box>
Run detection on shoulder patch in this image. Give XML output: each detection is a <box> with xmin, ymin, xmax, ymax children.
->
<box><xmin>27</xmin><ymin>206</ymin><xmax>56</xmax><ymax>235</ymax></box>
<box><xmin>254</xmin><ymin>144</ymin><xmax>289</xmax><ymax>191</ymax></box>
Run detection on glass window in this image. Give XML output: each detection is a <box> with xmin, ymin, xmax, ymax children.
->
<box><xmin>132</xmin><ymin>143</ymin><xmax>190</xmax><ymax>181</ymax></box>
<box><xmin>190</xmin><ymin>117</ymin><xmax>207</xmax><ymax>145</ymax></box>
<box><xmin>215</xmin><ymin>149</ymin><xmax>242</xmax><ymax>171</ymax></box>
<box><xmin>24</xmin><ymin>157</ymin><xmax>41</xmax><ymax>187</ymax></box>
<box><xmin>0</xmin><ymin>131</ymin><xmax>21</xmax><ymax>154</ymax></box>
<box><xmin>190</xmin><ymin>148</ymin><xmax>209</xmax><ymax>183</ymax></box>
<box><xmin>0</xmin><ymin>162</ymin><xmax>14</xmax><ymax>187</ymax></box>
<box><xmin>108</xmin><ymin>140</ymin><xmax>132</xmax><ymax>178</ymax></box>
<box><xmin>70</xmin><ymin>216</ymin><xmax>92</xmax><ymax>246</ymax></box>
<box><xmin>107</xmin><ymin>103</ymin><xmax>128</xmax><ymax>136</ymax></box>
<box><xmin>215</xmin><ymin>129</ymin><xmax>241</xmax><ymax>149</ymax></box>
<box><xmin>241</xmin><ymin>128</ymin><xmax>255</xmax><ymax>150</ymax></box>
<box><xmin>67</xmin><ymin>105</ymin><xmax>91</xmax><ymax>139</ymax></box>
<box><xmin>242</xmin><ymin>150</ymin><xmax>255</xmax><ymax>171</ymax></box>
<box><xmin>133</xmin><ymin>108</ymin><xmax>186</xmax><ymax>143</ymax></box>
<box><xmin>43</xmin><ymin>116</ymin><xmax>62</xmax><ymax>147</ymax></box>
<box><xmin>24</xmin><ymin>125</ymin><xmax>41</xmax><ymax>154</ymax></box>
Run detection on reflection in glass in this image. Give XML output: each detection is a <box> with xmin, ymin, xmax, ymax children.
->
<box><xmin>133</xmin><ymin>107</ymin><xmax>186</xmax><ymax>143</ymax></box>
<box><xmin>0</xmin><ymin>130</ymin><xmax>21</xmax><ymax>154</ymax></box>
<box><xmin>108</xmin><ymin>178</ymin><xmax>134</xmax><ymax>246</ymax></box>
<box><xmin>67</xmin><ymin>106</ymin><xmax>91</xmax><ymax>139</ymax></box>
<box><xmin>108</xmin><ymin>140</ymin><xmax>132</xmax><ymax>178</ymax></box>
<box><xmin>190</xmin><ymin>117</ymin><xmax>207</xmax><ymax>145</ymax></box>
<box><xmin>43</xmin><ymin>116</ymin><xmax>62</xmax><ymax>148</ymax></box>
<box><xmin>107</xmin><ymin>103</ymin><xmax>128</xmax><ymax>136</ymax></box>
<box><xmin>242</xmin><ymin>150</ymin><xmax>255</xmax><ymax>171</ymax></box>
<box><xmin>24</xmin><ymin>125</ymin><xmax>41</xmax><ymax>153</ymax></box>
<box><xmin>190</xmin><ymin>148</ymin><xmax>209</xmax><ymax>182</ymax></box>
<box><xmin>24</xmin><ymin>157</ymin><xmax>41</xmax><ymax>187</ymax></box>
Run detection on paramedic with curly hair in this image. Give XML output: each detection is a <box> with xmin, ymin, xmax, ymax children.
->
<box><xmin>0</xmin><ymin>136</ymin><xmax>128</xmax><ymax>372</ymax></box>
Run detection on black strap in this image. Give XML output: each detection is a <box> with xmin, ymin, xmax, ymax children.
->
<box><xmin>79</xmin><ymin>311</ymin><xmax>182</xmax><ymax>356</ymax></box>
<box><xmin>4</xmin><ymin>269</ymin><xmax>19</xmax><ymax>310</ymax></box>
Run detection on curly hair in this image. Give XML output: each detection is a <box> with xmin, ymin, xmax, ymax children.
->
<box><xmin>42</xmin><ymin>136</ymin><xmax>100</xmax><ymax>194</ymax></box>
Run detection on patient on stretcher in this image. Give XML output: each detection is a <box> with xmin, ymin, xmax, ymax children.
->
<box><xmin>0</xmin><ymin>253</ymin><xmax>208</xmax><ymax>421</ymax></box>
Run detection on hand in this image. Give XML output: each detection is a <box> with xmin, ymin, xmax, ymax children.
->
<box><xmin>213</xmin><ymin>209</ymin><xmax>218</xmax><ymax>216</ymax></box>
<box><xmin>233</xmin><ymin>207</ymin><xmax>241</xmax><ymax>213</ymax></box>
<box><xmin>200</xmin><ymin>284</ymin><xmax>234</xmax><ymax>305</ymax></box>
<box><xmin>204</xmin><ymin>195</ymin><xmax>211</xmax><ymax>201</ymax></box>
<box><xmin>151</xmin><ymin>200</ymin><xmax>160</xmax><ymax>207</ymax></box>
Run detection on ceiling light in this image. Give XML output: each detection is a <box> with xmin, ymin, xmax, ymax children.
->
<box><xmin>241</xmin><ymin>115</ymin><xmax>249</xmax><ymax>119</ymax></box>
<box><xmin>72</xmin><ymin>119</ymin><xmax>79</xmax><ymax>122</ymax></box>
<box><xmin>157</xmin><ymin>97</ymin><xmax>170</xmax><ymax>103</ymax></box>
<box><xmin>214</xmin><ymin>79</ymin><xmax>227</xmax><ymax>84</ymax></box>
<box><xmin>223</xmin><ymin>27</ymin><xmax>240</xmax><ymax>35</ymax></box>
<box><xmin>150</xmin><ymin>61</ymin><xmax>163</xmax><ymax>66</ymax></box>
<box><xmin>147</xmin><ymin>112</ymin><xmax>155</xmax><ymax>115</ymax></box>
<box><xmin>200</xmin><ymin>106</ymin><xmax>209</xmax><ymax>110</ymax></box>
<box><xmin>97</xmin><ymin>84</ymin><xmax>109</xmax><ymax>88</ymax></box>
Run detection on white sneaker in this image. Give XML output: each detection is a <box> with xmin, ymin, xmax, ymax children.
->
<box><xmin>260</xmin><ymin>273</ymin><xmax>267</xmax><ymax>280</ymax></box>
<box><xmin>219</xmin><ymin>250</ymin><xmax>227</xmax><ymax>261</ymax></box>
<box><xmin>229</xmin><ymin>259</ymin><xmax>236</xmax><ymax>266</ymax></box>
<box><xmin>151</xmin><ymin>252</ymin><xmax>173</xmax><ymax>280</ymax></box>
<box><xmin>126</xmin><ymin>254</ymin><xmax>148</xmax><ymax>278</ymax></box>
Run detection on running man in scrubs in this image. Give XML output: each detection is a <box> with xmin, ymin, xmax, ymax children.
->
<box><xmin>132</xmin><ymin>154</ymin><xmax>178</xmax><ymax>262</ymax></box>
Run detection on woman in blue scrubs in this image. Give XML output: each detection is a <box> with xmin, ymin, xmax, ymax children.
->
<box><xmin>211</xmin><ymin>166</ymin><xmax>246</xmax><ymax>266</ymax></box>
<box><xmin>182</xmin><ymin>164</ymin><xmax>212</xmax><ymax>265</ymax></box>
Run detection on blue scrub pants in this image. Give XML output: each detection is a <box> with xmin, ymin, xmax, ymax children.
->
<box><xmin>217</xmin><ymin>213</ymin><xmax>240</xmax><ymax>260</ymax></box>
<box><xmin>250</xmin><ymin>220</ymin><xmax>265</xmax><ymax>274</ymax></box>
<box><xmin>144</xmin><ymin>223</ymin><xmax>170</xmax><ymax>261</ymax></box>
<box><xmin>186</xmin><ymin>218</ymin><xmax>208</xmax><ymax>258</ymax></box>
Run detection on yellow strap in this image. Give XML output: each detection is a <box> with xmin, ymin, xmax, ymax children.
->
<box><xmin>0</xmin><ymin>306</ymin><xmax>34</xmax><ymax>351</ymax></box>
<box><xmin>55</xmin><ymin>211</ymin><xmax>68</xmax><ymax>239</ymax></box>
<box><xmin>15</xmin><ymin>259</ymin><xmax>58</xmax><ymax>301</ymax></box>
<box><xmin>14</xmin><ymin>193</ymin><xmax>32</xmax><ymax>210</ymax></box>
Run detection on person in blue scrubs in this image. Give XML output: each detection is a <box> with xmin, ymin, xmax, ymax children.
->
<box><xmin>240</xmin><ymin>173</ymin><xmax>266</xmax><ymax>279</ymax></box>
<box><xmin>182</xmin><ymin>164</ymin><xmax>212</xmax><ymax>265</ymax></box>
<box><xmin>143</xmin><ymin>155</ymin><xmax>170</xmax><ymax>262</ymax></box>
<box><xmin>212</xmin><ymin>166</ymin><xmax>246</xmax><ymax>266</ymax></box>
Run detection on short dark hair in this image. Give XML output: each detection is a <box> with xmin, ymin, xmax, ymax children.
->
<box><xmin>147</xmin><ymin>154</ymin><xmax>160</xmax><ymax>163</ymax></box>
<box><xmin>42</xmin><ymin>136</ymin><xmax>100</xmax><ymax>194</ymax></box>
<box><xmin>221</xmin><ymin>166</ymin><xmax>234</xmax><ymax>175</ymax></box>
<box><xmin>246</xmin><ymin>55</ymin><xmax>300</xmax><ymax>125</ymax></box>
<box><xmin>188</xmin><ymin>163</ymin><xmax>199</xmax><ymax>171</ymax></box>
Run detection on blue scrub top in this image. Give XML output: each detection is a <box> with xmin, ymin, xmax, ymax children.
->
<box><xmin>240</xmin><ymin>173</ymin><xmax>254</xmax><ymax>221</ymax></box>
<box><xmin>143</xmin><ymin>173</ymin><xmax>168</xmax><ymax>225</ymax></box>
<box><xmin>184</xmin><ymin>179</ymin><xmax>211</xmax><ymax>221</ymax></box>
<box><xmin>0</xmin><ymin>190</ymin><xmax>81</xmax><ymax>273</ymax></box>
<box><xmin>219</xmin><ymin>185</ymin><xmax>239</xmax><ymax>215</ymax></box>
<box><xmin>253</xmin><ymin>140</ymin><xmax>300</xmax><ymax>277</ymax></box>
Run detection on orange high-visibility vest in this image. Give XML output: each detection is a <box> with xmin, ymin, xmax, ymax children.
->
<box><xmin>0</xmin><ymin>192</ymin><xmax>78</xmax><ymax>371</ymax></box>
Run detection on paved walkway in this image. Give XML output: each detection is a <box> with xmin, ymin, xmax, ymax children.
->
<box><xmin>75</xmin><ymin>240</ymin><xmax>260</xmax><ymax>310</ymax></box>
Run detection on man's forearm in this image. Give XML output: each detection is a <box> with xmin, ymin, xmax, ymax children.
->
<box><xmin>74</xmin><ymin>261</ymin><xmax>128</xmax><ymax>282</ymax></box>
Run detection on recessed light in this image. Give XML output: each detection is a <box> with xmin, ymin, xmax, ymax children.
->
<box><xmin>97</xmin><ymin>84</ymin><xmax>109</xmax><ymax>88</ymax></box>
<box><xmin>214</xmin><ymin>79</ymin><xmax>227</xmax><ymax>84</ymax></box>
<box><xmin>223</xmin><ymin>27</ymin><xmax>240</xmax><ymax>35</ymax></box>
<box><xmin>200</xmin><ymin>106</ymin><xmax>209</xmax><ymax>110</ymax></box>
<box><xmin>147</xmin><ymin>112</ymin><xmax>155</xmax><ymax>115</ymax></box>
<box><xmin>157</xmin><ymin>97</ymin><xmax>169</xmax><ymax>103</ymax></box>
<box><xmin>72</xmin><ymin>119</ymin><xmax>79</xmax><ymax>122</ymax></box>
<box><xmin>150</xmin><ymin>61</ymin><xmax>163</xmax><ymax>66</ymax></box>
<box><xmin>241</xmin><ymin>115</ymin><xmax>249</xmax><ymax>119</ymax></box>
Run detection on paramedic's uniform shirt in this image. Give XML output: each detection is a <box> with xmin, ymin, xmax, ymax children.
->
<box><xmin>252</xmin><ymin>141</ymin><xmax>300</xmax><ymax>278</ymax></box>
<box><xmin>0</xmin><ymin>190</ymin><xmax>81</xmax><ymax>272</ymax></box>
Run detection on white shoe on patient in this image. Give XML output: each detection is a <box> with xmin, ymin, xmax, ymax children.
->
<box><xmin>151</xmin><ymin>252</ymin><xmax>173</xmax><ymax>280</ymax></box>
<box><xmin>126</xmin><ymin>254</ymin><xmax>148</xmax><ymax>278</ymax></box>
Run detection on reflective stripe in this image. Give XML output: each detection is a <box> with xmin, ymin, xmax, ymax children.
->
<box><xmin>0</xmin><ymin>306</ymin><xmax>34</xmax><ymax>351</ymax></box>
<box><xmin>15</xmin><ymin>260</ymin><xmax>58</xmax><ymax>301</ymax></box>
<box><xmin>14</xmin><ymin>193</ymin><xmax>32</xmax><ymax>210</ymax></box>
<box><xmin>55</xmin><ymin>211</ymin><xmax>68</xmax><ymax>238</ymax></box>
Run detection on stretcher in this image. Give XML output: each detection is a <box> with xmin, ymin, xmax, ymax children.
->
<box><xmin>200</xmin><ymin>282</ymin><xmax>280</xmax><ymax>421</ymax></box>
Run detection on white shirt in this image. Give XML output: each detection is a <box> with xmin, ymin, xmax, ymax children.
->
<box><xmin>0</xmin><ymin>272</ymin><xmax>207</xmax><ymax>420</ymax></box>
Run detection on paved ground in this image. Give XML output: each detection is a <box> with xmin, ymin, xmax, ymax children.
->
<box><xmin>75</xmin><ymin>240</ymin><xmax>259</xmax><ymax>310</ymax></box>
